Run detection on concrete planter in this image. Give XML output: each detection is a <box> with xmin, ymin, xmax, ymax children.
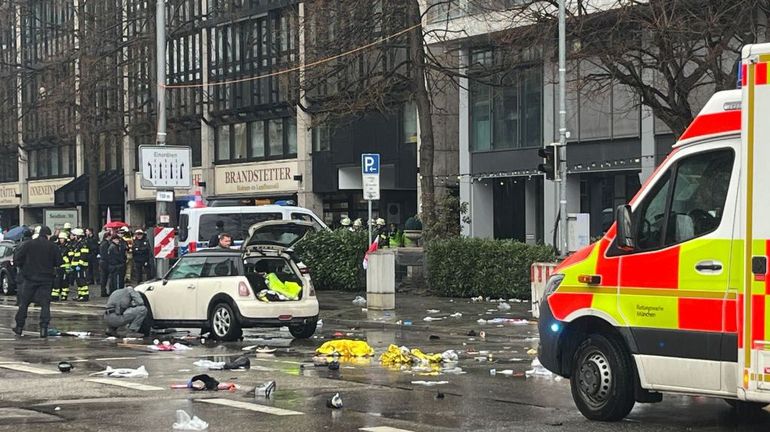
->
<box><xmin>403</xmin><ymin>230</ymin><xmax>422</xmax><ymax>246</ymax></box>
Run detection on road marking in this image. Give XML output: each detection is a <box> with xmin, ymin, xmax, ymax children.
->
<box><xmin>94</xmin><ymin>357</ymin><xmax>138</xmax><ymax>361</ymax></box>
<box><xmin>360</xmin><ymin>428</ymin><xmax>417</xmax><ymax>432</ymax></box>
<box><xmin>197</xmin><ymin>398</ymin><xmax>303</xmax><ymax>416</ymax></box>
<box><xmin>0</xmin><ymin>363</ymin><xmax>59</xmax><ymax>375</ymax></box>
<box><xmin>0</xmin><ymin>304</ymin><xmax>96</xmax><ymax>316</ymax></box>
<box><xmin>86</xmin><ymin>378</ymin><xmax>164</xmax><ymax>391</ymax></box>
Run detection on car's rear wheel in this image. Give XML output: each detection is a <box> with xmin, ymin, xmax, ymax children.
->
<box><xmin>570</xmin><ymin>333</ymin><xmax>636</xmax><ymax>421</ymax></box>
<box><xmin>209</xmin><ymin>302</ymin><xmax>242</xmax><ymax>341</ymax></box>
<box><xmin>289</xmin><ymin>316</ymin><xmax>318</xmax><ymax>339</ymax></box>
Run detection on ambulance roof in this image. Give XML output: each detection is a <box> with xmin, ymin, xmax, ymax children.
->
<box><xmin>674</xmin><ymin>89</ymin><xmax>741</xmax><ymax>148</ymax></box>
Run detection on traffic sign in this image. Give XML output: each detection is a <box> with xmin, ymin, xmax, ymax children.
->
<box><xmin>139</xmin><ymin>145</ymin><xmax>192</xmax><ymax>189</ymax></box>
<box><xmin>154</xmin><ymin>226</ymin><xmax>176</xmax><ymax>259</ymax></box>
<box><xmin>361</xmin><ymin>153</ymin><xmax>380</xmax><ymax>201</ymax></box>
<box><xmin>156</xmin><ymin>191</ymin><xmax>174</xmax><ymax>202</ymax></box>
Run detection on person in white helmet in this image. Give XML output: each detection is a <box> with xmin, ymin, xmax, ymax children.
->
<box><xmin>375</xmin><ymin>218</ymin><xmax>389</xmax><ymax>247</ymax></box>
<box><xmin>340</xmin><ymin>216</ymin><xmax>352</xmax><ymax>231</ymax></box>
<box><xmin>352</xmin><ymin>218</ymin><xmax>363</xmax><ymax>232</ymax></box>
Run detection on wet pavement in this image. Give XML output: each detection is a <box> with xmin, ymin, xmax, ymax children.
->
<box><xmin>0</xmin><ymin>289</ymin><xmax>768</xmax><ymax>431</ymax></box>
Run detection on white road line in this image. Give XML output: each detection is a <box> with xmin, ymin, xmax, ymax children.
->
<box><xmin>0</xmin><ymin>304</ymin><xmax>97</xmax><ymax>316</ymax></box>
<box><xmin>86</xmin><ymin>378</ymin><xmax>164</xmax><ymax>391</ymax></box>
<box><xmin>360</xmin><ymin>427</ymin><xmax>417</xmax><ymax>432</ymax></box>
<box><xmin>197</xmin><ymin>398</ymin><xmax>303</xmax><ymax>416</ymax></box>
<box><xmin>0</xmin><ymin>363</ymin><xmax>59</xmax><ymax>375</ymax></box>
<box><xmin>94</xmin><ymin>357</ymin><xmax>138</xmax><ymax>361</ymax></box>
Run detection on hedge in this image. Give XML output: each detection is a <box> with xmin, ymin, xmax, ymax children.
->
<box><xmin>426</xmin><ymin>238</ymin><xmax>556</xmax><ymax>299</ymax></box>
<box><xmin>294</xmin><ymin>229</ymin><xmax>368</xmax><ymax>291</ymax></box>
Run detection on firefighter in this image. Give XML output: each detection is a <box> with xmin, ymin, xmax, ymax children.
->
<box><xmin>69</xmin><ymin>228</ymin><xmax>91</xmax><ymax>302</ymax></box>
<box><xmin>375</xmin><ymin>218</ymin><xmax>389</xmax><ymax>247</ymax></box>
<box><xmin>119</xmin><ymin>227</ymin><xmax>133</xmax><ymax>283</ymax></box>
<box><xmin>52</xmin><ymin>231</ymin><xmax>71</xmax><ymax>301</ymax></box>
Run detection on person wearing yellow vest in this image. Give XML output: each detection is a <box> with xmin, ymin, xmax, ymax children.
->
<box><xmin>69</xmin><ymin>228</ymin><xmax>91</xmax><ymax>301</ymax></box>
<box><xmin>52</xmin><ymin>231</ymin><xmax>71</xmax><ymax>301</ymax></box>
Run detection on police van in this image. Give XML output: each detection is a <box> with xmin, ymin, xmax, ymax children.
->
<box><xmin>538</xmin><ymin>43</ymin><xmax>770</xmax><ymax>420</ymax></box>
<box><xmin>178</xmin><ymin>205</ymin><xmax>327</xmax><ymax>255</ymax></box>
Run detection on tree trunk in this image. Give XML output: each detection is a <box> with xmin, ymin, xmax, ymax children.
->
<box><xmin>408</xmin><ymin>0</ymin><xmax>435</xmax><ymax>242</ymax></box>
<box><xmin>86</xmin><ymin>133</ymin><xmax>100</xmax><ymax>229</ymax></box>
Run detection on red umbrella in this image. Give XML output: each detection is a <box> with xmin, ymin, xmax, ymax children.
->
<box><xmin>104</xmin><ymin>221</ymin><xmax>128</xmax><ymax>229</ymax></box>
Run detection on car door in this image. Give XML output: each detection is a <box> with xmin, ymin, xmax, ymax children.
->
<box><xmin>148</xmin><ymin>255</ymin><xmax>205</xmax><ymax>321</ymax></box>
<box><xmin>191</xmin><ymin>255</ymin><xmax>240</xmax><ymax>320</ymax></box>
<box><xmin>617</xmin><ymin>143</ymin><xmax>737</xmax><ymax>392</ymax></box>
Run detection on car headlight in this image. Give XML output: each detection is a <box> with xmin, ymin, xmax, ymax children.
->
<box><xmin>543</xmin><ymin>274</ymin><xmax>565</xmax><ymax>300</ymax></box>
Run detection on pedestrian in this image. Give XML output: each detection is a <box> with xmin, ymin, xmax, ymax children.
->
<box><xmin>215</xmin><ymin>232</ymin><xmax>233</xmax><ymax>250</ymax></box>
<box><xmin>103</xmin><ymin>285</ymin><xmax>148</xmax><ymax>338</ymax></box>
<box><xmin>98</xmin><ymin>233</ymin><xmax>112</xmax><ymax>297</ymax></box>
<box><xmin>131</xmin><ymin>229</ymin><xmax>151</xmax><ymax>284</ymax></box>
<box><xmin>13</xmin><ymin>228</ymin><xmax>32</xmax><ymax>302</ymax></box>
<box><xmin>118</xmin><ymin>227</ymin><xmax>133</xmax><ymax>283</ymax></box>
<box><xmin>106</xmin><ymin>235</ymin><xmax>127</xmax><ymax>293</ymax></box>
<box><xmin>85</xmin><ymin>228</ymin><xmax>99</xmax><ymax>284</ymax></box>
<box><xmin>208</xmin><ymin>220</ymin><xmax>225</xmax><ymax>247</ymax></box>
<box><xmin>12</xmin><ymin>226</ymin><xmax>63</xmax><ymax>338</ymax></box>
<box><xmin>69</xmin><ymin>228</ymin><xmax>91</xmax><ymax>301</ymax></box>
<box><xmin>52</xmin><ymin>231</ymin><xmax>71</xmax><ymax>301</ymax></box>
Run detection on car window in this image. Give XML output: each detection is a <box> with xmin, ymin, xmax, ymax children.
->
<box><xmin>242</xmin><ymin>212</ymin><xmax>283</xmax><ymax>234</ymax></box>
<box><xmin>664</xmin><ymin>149</ymin><xmax>734</xmax><ymax>245</ymax></box>
<box><xmin>201</xmin><ymin>256</ymin><xmax>239</xmax><ymax>278</ymax></box>
<box><xmin>167</xmin><ymin>256</ymin><xmax>207</xmax><ymax>280</ymax></box>
<box><xmin>0</xmin><ymin>246</ymin><xmax>7</xmax><ymax>257</ymax></box>
<box><xmin>4</xmin><ymin>246</ymin><xmax>12</xmax><ymax>257</ymax></box>
<box><xmin>178</xmin><ymin>214</ymin><xmax>189</xmax><ymax>242</ymax></box>
<box><xmin>292</xmin><ymin>213</ymin><xmax>323</xmax><ymax>231</ymax></box>
<box><xmin>634</xmin><ymin>171</ymin><xmax>671</xmax><ymax>251</ymax></box>
<box><xmin>199</xmin><ymin>213</ymin><xmax>240</xmax><ymax>242</ymax></box>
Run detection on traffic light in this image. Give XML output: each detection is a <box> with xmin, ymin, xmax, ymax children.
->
<box><xmin>538</xmin><ymin>145</ymin><xmax>558</xmax><ymax>180</ymax></box>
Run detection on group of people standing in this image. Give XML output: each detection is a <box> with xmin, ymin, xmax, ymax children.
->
<box><xmin>98</xmin><ymin>227</ymin><xmax>153</xmax><ymax>297</ymax></box>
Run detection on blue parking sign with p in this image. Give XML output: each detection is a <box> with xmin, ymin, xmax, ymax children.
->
<box><xmin>362</xmin><ymin>153</ymin><xmax>380</xmax><ymax>175</ymax></box>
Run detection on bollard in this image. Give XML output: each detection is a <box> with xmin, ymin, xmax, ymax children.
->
<box><xmin>366</xmin><ymin>250</ymin><xmax>395</xmax><ymax>310</ymax></box>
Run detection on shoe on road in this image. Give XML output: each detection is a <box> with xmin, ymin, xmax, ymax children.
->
<box><xmin>11</xmin><ymin>326</ymin><xmax>22</xmax><ymax>337</ymax></box>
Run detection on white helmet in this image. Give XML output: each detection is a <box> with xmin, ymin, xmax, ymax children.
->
<box><xmin>63</xmin><ymin>222</ymin><xmax>72</xmax><ymax>230</ymax></box>
<box><xmin>71</xmin><ymin>228</ymin><xmax>84</xmax><ymax>237</ymax></box>
<box><xmin>340</xmin><ymin>217</ymin><xmax>351</xmax><ymax>227</ymax></box>
<box><xmin>353</xmin><ymin>218</ymin><xmax>362</xmax><ymax>227</ymax></box>
<box><xmin>376</xmin><ymin>218</ymin><xmax>386</xmax><ymax>226</ymax></box>
<box><xmin>119</xmin><ymin>226</ymin><xmax>130</xmax><ymax>234</ymax></box>
<box><xmin>58</xmin><ymin>232</ymin><xmax>69</xmax><ymax>240</ymax></box>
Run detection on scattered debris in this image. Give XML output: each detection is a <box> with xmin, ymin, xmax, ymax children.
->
<box><xmin>147</xmin><ymin>341</ymin><xmax>191</xmax><ymax>351</ymax></box>
<box><xmin>352</xmin><ymin>296</ymin><xmax>367</xmax><ymax>306</ymax></box>
<box><xmin>57</xmin><ymin>361</ymin><xmax>73</xmax><ymax>373</ymax></box>
<box><xmin>223</xmin><ymin>356</ymin><xmax>251</xmax><ymax>370</ymax></box>
<box><xmin>255</xmin><ymin>347</ymin><xmax>277</xmax><ymax>354</ymax></box>
<box><xmin>423</xmin><ymin>317</ymin><xmax>444</xmax><ymax>322</ymax></box>
<box><xmin>172</xmin><ymin>410</ymin><xmax>209</xmax><ymax>431</ymax></box>
<box><xmin>479</xmin><ymin>331</ymin><xmax>486</xmax><ymax>339</ymax></box>
<box><xmin>327</xmin><ymin>393</ymin><xmax>343</xmax><ymax>409</ymax></box>
<box><xmin>525</xmin><ymin>358</ymin><xmax>554</xmax><ymax>378</ymax></box>
<box><xmin>526</xmin><ymin>348</ymin><xmax>538</xmax><ymax>355</ymax></box>
<box><xmin>380</xmin><ymin>345</ymin><xmax>450</xmax><ymax>366</ymax></box>
<box><xmin>193</xmin><ymin>360</ymin><xmax>225</xmax><ymax>370</ymax></box>
<box><xmin>90</xmin><ymin>366</ymin><xmax>149</xmax><ymax>378</ymax></box>
<box><xmin>441</xmin><ymin>350</ymin><xmax>459</xmax><ymax>363</ymax></box>
<box><xmin>467</xmin><ymin>330</ymin><xmax>477</xmax><ymax>337</ymax></box>
<box><xmin>435</xmin><ymin>391</ymin><xmax>445</xmax><ymax>400</ymax></box>
<box><xmin>256</xmin><ymin>380</ymin><xmax>276</xmax><ymax>398</ymax></box>
<box><xmin>489</xmin><ymin>369</ymin><xmax>515</xmax><ymax>376</ymax></box>
<box><xmin>403</xmin><ymin>320</ymin><xmax>413</xmax><ymax>326</ymax></box>
<box><xmin>328</xmin><ymin>360</ymin><xmax>340</xmax><ymax>371</ymax></box>
<box><xmin>171</xmin><ymin>374</ymin><xmax>238</xmax><ymax>391</ymax></box>
<box><xmin>429</xmin><ymin>335</ymin><xmax>440</xmax><ymax>341</ymax></box>
<box><xmin>471</xmin><ymin>296</ymin><xmax>484</xmax><ymax>302</ymax></box>
<box><xmin>497</xmin><ymin>302</ymin><xmax>511</xmax><ymax>311</ymax></box>
<box><xmin>54</xmin><ymin>407</ymin><xmax>61</xmax><ymax>411</ymax></box>
<box><xmin>426</xmin><ymin>309</ymin><xmax>440</xmax><ymax>313</ymax></box>
<box><xmin>477</xmin><ymin>319</ymin><xmax>487</xmax><ymax>325</ymax></box>
<box><xmin>316</xmin><ymin>340</ymin><xmax>374</xmax><ymax>357</ymax></box>
<box><xmin>449</xmin><ymin>312</ymin><xmax>463</xmax><ymax>318</ymax></box>
<box><xmin>411</xmin><ymin>380</ymin><xmax>449</xmax><ymax>386</ymax></box>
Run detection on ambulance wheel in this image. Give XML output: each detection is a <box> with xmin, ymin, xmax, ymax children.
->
<box><xmin>289</xmin><ymin>316</ymin><xmax>318</xmax><ymax>339</ymax></box>
<box><xmin>209</xmin><ymin>302</ymin><xmax>242</xmax><ymax>341</ymax></box>
<box><xmin>571</xmin><ymin>334</ymin><xmax>636</xmax><ymax>421</ymax></box>
<box><xmin>724</xmin><ymin>399</ymin><xmax>769</xmax><ymax>411</ymax></box>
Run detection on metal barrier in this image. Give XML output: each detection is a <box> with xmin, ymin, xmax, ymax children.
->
<box><xmin>530</xmin><ymin>262</ymin><xmax>557</xmax><ymax>318</ymax></box>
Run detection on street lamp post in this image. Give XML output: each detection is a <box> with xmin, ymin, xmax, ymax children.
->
<box><xmin>557</xmin><ymin>0</ymin><xmax>569</xmax><ymax>258</ymax></box>
<box><xmin>155</xmin><ymin>0</ymin><xmax>169</xmax><ymax>277</ymax></box>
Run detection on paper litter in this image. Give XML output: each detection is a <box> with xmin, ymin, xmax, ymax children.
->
<box><xmin>172</xmin><ymin>410</ymin><xmax>208</xmax><ymax>431</ymax></box>
<box><xmin>90</xmin><ymin>366</ymin><xmax>149</xmax><ymax>378</ymax></box>
<box><xmin>525</xmin><ymin>358</ymin><xmax>554</xmax><ymax>378</ymax></box>
<box><xmin>411</xmin><ymin>380</ymin><xmax>449</xmax><ymax>386</ymax></box>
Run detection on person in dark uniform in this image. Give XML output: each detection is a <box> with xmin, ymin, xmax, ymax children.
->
<box><xmin>131</xmin><ymin>229</ymin><xmax>152</xmax><ymax>284</ymax></box>
<box><xmin>99</xmin><ymin>233</ymin><xmax>112</xmax><ymax>297</ymax></box>
<box><xmin>12</xmin><ymin>226</ymin><xmax>63</xmax><ymax>338</ymax></box>
<box><xmin>208</xmin><ymin>220</ymin><xmax>225</xmax><ymax>247</ymax></box>
<box><xmin>106</xmin><ymin>235</ymin><xmax>127</xmax><ymax>293</ymax></box>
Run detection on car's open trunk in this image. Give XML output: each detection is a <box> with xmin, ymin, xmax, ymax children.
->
<box><xmin>244</xmin><ymin>256</ymin><xmax>303</xmax><ymax>300</ymax></box>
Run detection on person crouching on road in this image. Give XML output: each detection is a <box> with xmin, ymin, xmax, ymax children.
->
<box><xmin>107</xmin><ymin>235</ymin><xmax>127</xmax><ymax>293</ymax></box>
<box><xmin>12</xmin><ymin>226</ymin><xmax>63</xmax><ymax>338</ymax></box>
<box><xmin>131</xmin><ymin>229</ymin><xmax>151</xmax><ymax>284</ymax></box>
<box><xmin>104</xmin><ymin>285</ymin><xmax>148</xmax><ymax>338</ymax></box>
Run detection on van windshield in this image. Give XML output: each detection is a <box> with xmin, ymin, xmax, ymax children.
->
<box><xmin>198</xmin><ymin>212</ymin><xmax>282</xmax><ymax>242</ymax></box>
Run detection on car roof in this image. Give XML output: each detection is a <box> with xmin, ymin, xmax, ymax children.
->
<box><xmin>181</xmin><ymin>205</ymin><xmax>315</xmax><ymax>214</ymax></box>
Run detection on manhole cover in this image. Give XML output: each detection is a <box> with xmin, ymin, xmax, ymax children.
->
<box><xmin>0</xmin><ymin>408</ymin><xmax>61</xmax><ymax>424</ymax></box>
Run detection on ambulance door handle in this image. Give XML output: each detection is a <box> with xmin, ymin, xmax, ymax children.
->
<box><xmin>695</xmin><ymin>261</ymin><xmax>723</xmax><ymax>273</ymax></box>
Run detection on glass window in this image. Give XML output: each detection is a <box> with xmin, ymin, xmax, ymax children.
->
<box><xmin>198</xmin><ymin>213</ymin><xmax>240</xmax><ymax>242</ymax></box>
<box><xmin>178</xmin><ymin>213</ymin><xmax>189</xmax><ymax>242</ymax></box>
<box><xmin>242</xmin><ymin>212</ymin><xmax>282</xmax><ymax>235</ymax></box>
<box><xmin>233</xmin><ymin>122</ymin><xmax>247</xmax><ymax>160</ymax></box>
<box><xmin>523</xmin><ymin>66</ymin><xmax>542</xmax><ymax>147</ymax></box>
<box><xmin>403</xmin><ymin>101</ymin><xmax>417</xmax><ymax>143</ymax></box>
<box><xmin>202</xmin><ymin>255</ymin><xmax>238</xmax><ymax>278</ymax></box>
<box><xmin>312</xmin><ymin>125</ymin><xmax>330</xmax><ymax>152</ymax></box>
<box><xmin>287</xmin><ymin>118</ymin><xmax>297</xmax><ymax>155</ymax></box>
<box><xmin>634</xmin><ymin>170</ymin><xmax>671</xmax><ymax>251</ymax></box>
<box><xmin>268</xmin><ymin>118</ymin><xmax>283</xmax><ymax>157</ymax></box>
<box><xmin>217</xmin><ymin>125</ymin><xmax>230</xmax><ymax>161</ymax></box>
<box><xmin>50</xmin><ymin>146</ymin><xmax>59</xmax><ymax>176</ymax></box>
<box><xmin>493</xmin><ymin>76</ymin><xmax>519</xmax><ymax>150</ymax></box>
<box><xmin>167</xmin><ymin>256</ymin><xmax>207</xmax><ymax>280</ymax></box>
<box><xmin>249</xmin><ymin>121</ymin><xmax>265</xmax><ymax>158</ymax></box>
<box><xmin>664</xmin><ymin>150</ymin><xmax>734</xmax><ymax>245</ymax></box>
<box><xmin>470</xmin><ymin>80</ymin><xmax>491</xmax><ymax>151</ymax></box>
<box><xmin>292</xmin><ymin>212</ymin><xmax>323</xmax><ymax>231</ymax></box>
<box><xmin>61</xmin><ymin>145</ymin><xmax>71</xmax><ymax>175</ymax></box>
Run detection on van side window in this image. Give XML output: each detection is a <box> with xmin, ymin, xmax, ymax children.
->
<box><xmin>664</xmin><ymin>149</ymin><xmax>734</xmax><ymax>246</ymax></box>
<box><xmin>632</xmin><ymin>148</ymin><xmax>734</xmax><ymax>251</ymax></box>
<box><xmin>199</xmin><ymin>214</ymin><xmax>240</xmax><ymax>242</ymax></box>
<box><xmin>178</xmin><ymin>214</ymin><xmax>189</xmax><ymax>242</ymax></box>
<box><xmin>242</xmin><ymin>212</ymin><xmax>282</xmax><ymax>234</ymax></box>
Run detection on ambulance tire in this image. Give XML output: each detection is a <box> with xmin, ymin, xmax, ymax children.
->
<box><xmin>571</xmin><ymin>334</ymin><xmax>636</xmax><ymax>421</ymax></box>
<box><xmin>723</xmin><ymin>399</ymin><xmax>769</xmax><ymax>413</ymax></box>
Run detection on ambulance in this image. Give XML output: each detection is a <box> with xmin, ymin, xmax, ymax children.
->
<box><xmin>538</xmin><ymin>43</ymin><xmax>770</xmax><ymax>421</ymax></box>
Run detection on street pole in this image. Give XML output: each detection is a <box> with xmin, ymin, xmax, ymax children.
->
<box><xmin>368</xmin><ymin>200</ymin><xmax>372</xmax><ymax>246</ymax></box>
<box><xmin>557</xmin><ymin>0</ymin><xmax>569</xmax><ymax>258</ymax></box>
<box><xmin>155</xmin><ymin>0</ymin><xmax>169</xmax><ymax>277</ymax></box>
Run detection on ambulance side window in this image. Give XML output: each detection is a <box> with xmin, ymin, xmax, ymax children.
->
<box><xmin>663</xmin><ymin>149</ymin><xmax>734</xmax><ymax>246</ymax></box>
<box><xmin>635</xmin><ymin>171</ymin><xmax>672</xmax><ymax>251</ymax></box>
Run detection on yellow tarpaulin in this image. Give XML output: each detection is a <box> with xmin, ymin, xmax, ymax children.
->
<box><xmin>315</xmin><ymin>339</ymin><xmax>374</xmax><ymax>357</ymax></box>
<box><xmin>379</xmin><ymin>344</ymin><xmax>443</xmax><ymax>366</ymax></box>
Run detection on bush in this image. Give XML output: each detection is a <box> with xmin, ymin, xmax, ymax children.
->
<box><xmin>426</xmin><ymin>238</ymin><xmax>556</xmax><ymax>299</ymax></box>
<box><xmin>294</xmin><ymin>229</ymin><xmax>368</xmax><ymax>291</ymax></box>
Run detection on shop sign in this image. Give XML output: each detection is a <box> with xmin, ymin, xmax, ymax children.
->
<box><xmin>28</xmin><ymin>178</ymin><xmax>73</xmax><ymax>205</ymax></box>
<box><xmin>214</xmin><ymin>160</ymin><xmax>298</xmax><ymax>196</ymax></box>
<box><xmin>0</xmin><ymin>183</ymin><xmax>20</xmax><ymax>207</ymax></box>
<box><xmin>45</xmin><ymin>209</ymin><xmax>78</xmax><ymax>229</ymax></box>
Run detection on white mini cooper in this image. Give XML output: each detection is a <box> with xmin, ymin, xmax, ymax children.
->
<box><xmin>135</xmin><ymin>221</ymin><xmax>319</xmax><ymax>341</ymax></box>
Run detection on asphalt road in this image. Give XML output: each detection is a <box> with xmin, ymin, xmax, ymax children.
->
<box><xmin>0</xmin><ymin>296</ymin><xmax>768</xmax><ymax>431</ymax></box>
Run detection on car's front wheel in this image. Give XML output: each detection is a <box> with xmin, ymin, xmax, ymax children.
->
<box><xmin>289</xmin><ymin>316</ymin><xmax>318</xmax><ymax>339</ymax></box>
<box><xmin>209</xmin><ymin>302</ymin><xmax>242</xmax><ymax>341</ymax></box>
<box><xmin>1</xmin><ymin>273</ymin><xmax>12</xmax><ymax>295</ymax></box>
